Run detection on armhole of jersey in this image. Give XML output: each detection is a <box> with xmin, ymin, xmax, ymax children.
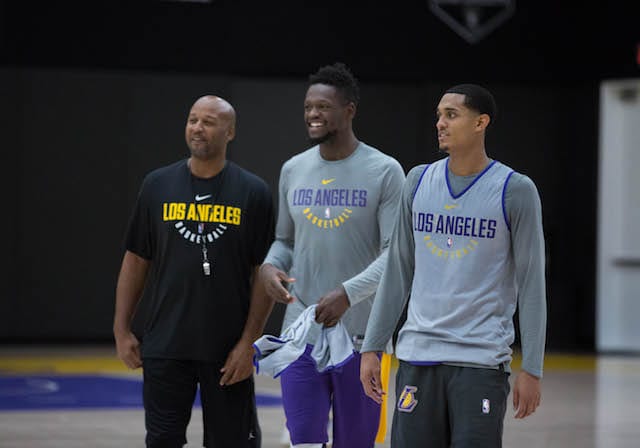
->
<box><xmin>412</xmin><ymin>164</ymin><xmax>431</xmax><ymax>201</ymax></box>
<box><xmin>502</xmin><ymin>171</ymin><xmax>515</xmax><ymax>231</ymax></box>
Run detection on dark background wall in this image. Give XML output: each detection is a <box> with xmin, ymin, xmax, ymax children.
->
<box><xmin>0</xmin><ymin>1</ymin><xmax>637</xmax><ymax>351</ymax></box>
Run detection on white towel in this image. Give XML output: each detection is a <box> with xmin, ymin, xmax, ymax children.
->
<box><xmin>253</xmin><ymin>305</ymin><xmax>355</xmax><ymax>378</ymax></box>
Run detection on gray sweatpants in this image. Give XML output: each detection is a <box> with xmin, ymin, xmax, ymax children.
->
<box><xmin>391</xmin><ymin>362</ymin><xmax>510</xmax><ymax>448</ymax></box>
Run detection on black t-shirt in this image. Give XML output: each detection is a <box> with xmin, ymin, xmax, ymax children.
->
<box><xmin>125</xmin><ymin>159</ymin><xmax>275</xmax><ymax>363</ymax></box>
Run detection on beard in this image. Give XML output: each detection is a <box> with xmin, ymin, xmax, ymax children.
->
<box><xmin>308</xmin><ymin>130</ymin><xmax>337</xmax><ymax>146</ymax></box>
<box><xmin>189</xmin><ymin>142</ymin><xmax>222</xmax><ymax>161</ymax></box>
<box><xmin>190</xmin><ymin>147</ymin><xmax>209</xmax><ymax>159</ymax></box>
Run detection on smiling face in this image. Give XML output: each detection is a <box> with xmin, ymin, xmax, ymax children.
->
<box><xmin>185</xmin><ymin>96</ymin><xmax>236</xmax><ymax>161</ymax></box>
<box><xmin>303</xmin><ymin>83</ymin><xmax>354</xmax><ymax>146</ymax></box>
<box><xmin>436</xmin><ymin>93</ymin><xmax>489</xmax><ymax>154</ymax></box>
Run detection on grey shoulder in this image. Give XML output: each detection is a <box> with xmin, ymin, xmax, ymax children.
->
<box><xmin>360</xmin><ymin>142</ymin><xmax>401</xmax><ymax>161</ymax></box>
<box><xmin>281</xmin><ymin>146</ymin><xmax>317</xmax><ymax>171</ymax></box>
<box><xmin>403</xmin><ymin>164</ymin><xmax>429</xmax><ymax>196</ymax></box>
<box><xmin>359</xmin><ymin>143</ymin><xmax>405</xmax><ymax>176</ymax></box>
<box><xmin>506</xmin><ymin>171</ymin><xmax>540</xmax><ymax>199</ymax></box>
<box><xmin>406</xmin><ymin>164</ymin><xmax>429</xmax><ymax>184</ymax></box>
<box><xmin>407</xmin><ymin>164</ymin><xmax>428</xmax><ymax>178</ymax></box>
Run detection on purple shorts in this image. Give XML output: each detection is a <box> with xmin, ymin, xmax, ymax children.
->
<box><xmin>280</xmin><ymin>346</ymin><xmax>381</xmax><ymax>447</ymax></box>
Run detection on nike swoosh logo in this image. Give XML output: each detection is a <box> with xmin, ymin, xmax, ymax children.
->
<box><xmin>444</xmin><ymin>204</ymin><xmax>459</xmax><ymax>210</ymax></box>
<box><xmin>321</xmin><ymin>178</ymin><xmax>336</xmax><ymax>185</ymax></box>
<box><xmin>195</xmin><ymin>194</ymin><xmax>212</xmax><ymax>201</ymax></box>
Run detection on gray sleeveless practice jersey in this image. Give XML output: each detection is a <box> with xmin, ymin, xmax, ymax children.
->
<box><xmin>362</xmin><ymin>157</ymin><xmax>546</xmax><ymax>377</ymax></box>
<box><xmin>264</xmin><ymin>142</ymin><xmax>405</xmax><ymax>348</ymax></box>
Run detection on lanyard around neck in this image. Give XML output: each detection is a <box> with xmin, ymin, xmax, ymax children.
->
<box><xmin>189</xmin><ymin>162</ymin><xmax>228</xmax><ymax>276</ymax></box>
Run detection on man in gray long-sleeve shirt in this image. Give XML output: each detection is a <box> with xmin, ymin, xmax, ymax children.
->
<box><xmin>360</xmin><ymin>84</ymin><xmax>547</xmax><ymax>448</ymax></box>
<box><xmin>259</xmin><ymin>63</ymin><xmax>405</xmax><ymax>448</ymax></box>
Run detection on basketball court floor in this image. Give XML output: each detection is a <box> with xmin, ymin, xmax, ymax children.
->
<box><xmin>1</xmin><ymin>345</ymin><xmax>639</xmax><ymax>448</ymax></box>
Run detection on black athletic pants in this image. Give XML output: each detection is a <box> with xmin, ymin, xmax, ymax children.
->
<box><xmin>143</xmin><ymin>358</ymin><xmax>261</xmax><ymax>448</ymax></box>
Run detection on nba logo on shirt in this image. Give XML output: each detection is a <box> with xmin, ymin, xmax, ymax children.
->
<box><xmin>482</xmin><ymin>398</ymin><xmax>490</xmax><ymax>414</ymax></box>
<box><xmin>447</xmin><ymin>237</ymin><xmax>453</xmax><ymax>247</ymax></box>
<box><xmin>324</xmin><ymin>207</ymin><xmax>331</xmax><ymax>218</ymax></box>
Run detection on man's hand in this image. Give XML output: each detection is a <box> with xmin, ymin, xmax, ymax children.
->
<box><xmin>513</xmin><ymin>370</ymin><xmax>541</xmax><ymax>419</ymax></box>
<box><xmin>219</xmin><ymin>339</ymin><xmax>255</xmax><ymax>386</ymax></box>
<box><xmin>360</xmin><ymin>352</ymin><xmax>384</xmax><ymax>403</ymax></box>
<box><xmin>315</xmin><ymin>286</ymin><xmax>350</xmax><ymax>327</ymax></box>
<box><xmin>114</xmin><ymin>330</ymin><xmax>142</xmax><ymax>370</ymax></box>
<box><xmin>259</xmin><ymin>263</ymin><xmax>296</xmax><ymax>304</ymax></box>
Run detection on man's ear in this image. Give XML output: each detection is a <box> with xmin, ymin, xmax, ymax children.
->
<box><xmin>346</xmin><ymin>102</ymin><xmax>357</xmax><ymax>120</ymax></box>
<box><xmin>476</xmin><ymin>113</ymin><xmax>491</xmax><ymax>131</ymax></box>
<box><xmin>227</xmin><ymin>125</ymin><xmax>236</xmax><ymax>142</ymax></box>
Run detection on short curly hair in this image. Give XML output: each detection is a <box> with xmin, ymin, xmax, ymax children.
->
<box><xmin>309</xmin><ymin>62</ymin><xmax>360</xmax><ymax>106</ymax></box>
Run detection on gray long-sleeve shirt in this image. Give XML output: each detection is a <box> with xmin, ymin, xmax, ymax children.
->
<box><xmin>264</xmin><ymin>142</ymin><xmax>406</xmax><ymax>348</ymax></box>
<box><xmin>361</xmin><ymin>160</ymin><xmax>547</xmax><ymax>377</ymax></box>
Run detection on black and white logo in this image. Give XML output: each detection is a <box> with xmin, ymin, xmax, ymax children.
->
<box><xmin>429</xmin><ymin>0</ymin><xmax>516</xmax><ymax>44</ymax></box>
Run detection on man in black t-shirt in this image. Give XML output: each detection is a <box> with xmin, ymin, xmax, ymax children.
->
<box><xmin>114</xmin><ymin>95</ymin><xmax>275</xmax><ymax>447</ymax></box>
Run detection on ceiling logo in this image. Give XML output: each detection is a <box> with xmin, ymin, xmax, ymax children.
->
<box><xmin>429</xmin><ymin>0</ymin><xmax>516</xmax><ymax>44</ymax></box>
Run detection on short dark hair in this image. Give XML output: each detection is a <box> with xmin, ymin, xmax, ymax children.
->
<box><xmin>309</xmin><ymin>62</ymin><xmax>360</xmax><ymax>106</ymax></box>
<box><xmin>445</xmin><ymin>84</ymin><xmax>497</xmax><ymax>122</ymax></box>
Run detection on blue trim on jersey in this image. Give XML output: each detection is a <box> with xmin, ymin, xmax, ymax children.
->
<box><xmin>408</xmin><ymin>361</ymin><xmax>442</xmax><ymax>366</ymax></box>
<box><xmin>445</xmin><ymin>158</ymin><xmax>498</xmax><ymax>199</ymax></box>
<box><xmin>412</xmin><ymin>164</ymin><xmax>431</xmax><ymax>201</ymax></box>
<box><xmin>502</xmin><ymin>171</ymin><xmax>515</xmax><ymax>231</ymax></box>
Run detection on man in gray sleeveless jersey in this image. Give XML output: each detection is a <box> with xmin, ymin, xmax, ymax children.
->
<box><xmin>259</xmin><ymin>63</ymin><xmax>405</xmax><ymax>447</ymax></box>
<box><xmin>360</xmin><ymin>84</ymin><xmax>546</xmax><ymax>447</ymax></box>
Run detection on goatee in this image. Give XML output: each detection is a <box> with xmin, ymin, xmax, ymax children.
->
<box><xmin>308</xmin><ymin>130</ymin><xmax>337</xmax><ymax>146</ymax></box>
